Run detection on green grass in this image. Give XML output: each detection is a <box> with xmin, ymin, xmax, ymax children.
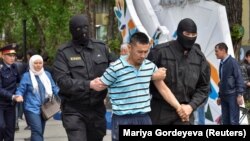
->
<box><xmin>244</xmin><ymin>100</ymin><xmax>250</xmax><ymax>124</ymax></box>
<box><xmin>245</xmin><ymin>100</ymin><xmax>250</xmax><ymax>109</ymax></box>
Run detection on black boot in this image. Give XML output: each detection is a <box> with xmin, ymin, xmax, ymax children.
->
<box><xmin>15</xmin><ymin>123</ymin><xmax>19</xmax><ymax>131</ymax></box>
<box><xmin>24</xmin><ymin>137</ymin><xmax>30</xmax><ymax>141</ymax></box>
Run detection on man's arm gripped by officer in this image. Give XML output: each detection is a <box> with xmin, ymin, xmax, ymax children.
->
<box><xmin>90</xmin><ymin>71</ymin><xmax>189</xmax><ymax>122</ymax></box>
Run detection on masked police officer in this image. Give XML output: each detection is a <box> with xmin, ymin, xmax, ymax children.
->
<box><xmin>148</xmin><ymin>18</ymin><xmax>211</xmax><ymax>125</ymax></box>
<box><xmin>0</xmin><ymin>44</ymin><xmax>23</xmax><ymax>141</ymax></box>
<box><xmin>53</xmin><ymin>14</ymin><xmax>117</xmax><ymax>141</ymax></box>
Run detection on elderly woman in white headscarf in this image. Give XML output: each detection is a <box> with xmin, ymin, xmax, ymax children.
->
<box><xmin>16</xmin><ymin>54</ymin><xmax>59</xmax><ymax>141</ymax></box>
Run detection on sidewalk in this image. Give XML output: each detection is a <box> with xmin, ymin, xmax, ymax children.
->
<box><xmin>15</xmin><ymin>118</ymin><xmax>111</xmax><ymax>141</ymax></box>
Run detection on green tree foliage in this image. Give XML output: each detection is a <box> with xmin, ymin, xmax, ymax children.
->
<box><xmin>231</xmin><ymin>24</ymin><xmax>244</xmax><ymax>45</ymax></box>
<box><xmin>0</xmin><ymin>0</ymin><xmax>84</xmax><ymax>61</ymax></box>
<box><xmin>108</xmin><ymin>37</ymin><xmax>121</xmax><ymax>55</ymax></box>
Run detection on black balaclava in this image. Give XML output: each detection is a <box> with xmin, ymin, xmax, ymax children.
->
<box><xmin>69</xmin><ymin>14</ymin><xmax>89</xmax><ymax>46</ymax></box>
<box><xmin>176</xmin><ymin>18</ymin><xmax>197</xmax><ymax>51</ymax></box>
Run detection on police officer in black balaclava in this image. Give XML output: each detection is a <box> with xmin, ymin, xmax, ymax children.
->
<box><xmin>148</xmin><ymin>18</ymin><xmax>210</xmax><ymax>125</ymax></box>
<box><xmin>176</xmin><ymin>18</ymin><xmax>197</xmax><ymax>51</ymax></box>
<box><xmin>53</xmin><ymin>14</ymin><xmax>117</xmax><ymax>141</ymax></box>
<box><xmin>69</xmin><ymin>14</ymin><xmax>89</xmax><ymax>46</ymax></box>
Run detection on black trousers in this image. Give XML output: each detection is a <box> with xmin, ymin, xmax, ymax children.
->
<box><xmin>62</xmin><ymin>104</ymin><xmax>106</xmax><ymax>141</ymax></box>
<box><xmin>0</xmin><ymin>105</ymin><xmax>16</xmax><ymax>141</ymax></box>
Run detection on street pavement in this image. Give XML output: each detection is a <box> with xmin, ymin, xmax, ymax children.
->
<box><xmin>15</xmin><ymin>118</ymin><xmax>111</xmax><ymax>141</ymax></box>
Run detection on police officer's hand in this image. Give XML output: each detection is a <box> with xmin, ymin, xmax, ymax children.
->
<box><xmin>152</xmin><ymin>67</ymin><xmax>167</xmax><ymax>81</ymax></box>
<box><xmin>90</xmin><ymin>77</ymin><xmax>107</xmax><ymax>91</ymax></box>
<box><xmin>13</xmin><ymin>95</ymin><xmax>23</xmax><ymax>102</ymax></box>
<box><xmin>246</xmin><ymin>82</ymin><xmax>250</xmax><ymax>87</ymax></box>
<box><xmin>237</xmin><ymin>95</ymin><xmax>244</xmax><ymax>105</ymax></box>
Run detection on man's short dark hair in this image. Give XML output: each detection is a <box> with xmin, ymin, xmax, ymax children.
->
<box><xmin>215</xmin><ymin>42</ymin><xmax>228</xmax><ymax>53</ymax></box>
<box><xmin>245</xmin><ymin>50</ymin><xmax>250</xmax><ymax>57</ymax></box>
<box><xmin>41</xmin><ymin>52</ymin><xmax>49</xmax><ymax>62</ymax></box>
<box><xmin>129</xmin><ymin>32</ymin><xmax>149</xmax><ymax>46</ymax></box>
<box><xmin>16</xmin><ymin>52</ymin><xmax>24</xmax><ymax>60</ymax></box>
<box><xmin>26</xmin><ymin>49</ymin><xmax>36</xmax><ymax>56</ymax></box>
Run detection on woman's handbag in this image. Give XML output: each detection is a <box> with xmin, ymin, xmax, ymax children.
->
<box><xmin>41</xmin><ymin>95</ymin><xmax>61</xmax><ymax>120</ymax></box>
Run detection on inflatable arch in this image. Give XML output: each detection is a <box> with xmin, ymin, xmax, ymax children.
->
<box><xmin>114</xmin><ymin>0</ymin><xmax>248</xmax><ymax>124</ymax></box>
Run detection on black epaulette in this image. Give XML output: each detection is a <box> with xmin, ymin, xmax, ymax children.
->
<box><xmin>153</xmin><ymin>41</ymin><xmax>173</xmax><ymax>52</ymax></box>
<box><xmin>89</xmin><ymin>38</ymin><xmax>106</xmax><ymax>46</ymax></box>
<box><xmin>154</xmin><ymin>42</ymin><xmax>170</xmax><ymax>49</ymax></box>
<box><xmin>149</xmin><ymin>42</ymin><xmax>171</xmax><ymax>60</ymax></box>
<box><xmin>58</xmin><ymin>42</ymin><xmax>72</xmax><ymax>51</ymax></box>
<box><xmin>193</xmin><ymin>43</ymin><xmax>201</xmax><ymax>50</ymax></box>
<box><xmin>193</xmin><ymin>43</ymin><xmax>205</xmax><ymax>57</ymax></box>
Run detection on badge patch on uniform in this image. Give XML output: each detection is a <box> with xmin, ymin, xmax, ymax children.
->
<box><xmin>97</xmin><ymin>54</ymin><xmax>101</xmax><ymax>57</ymax></box>
<box><xmin>70</xmin><ymin>57</ymin><xmax>81</xmax><ymax>61</ymax></box>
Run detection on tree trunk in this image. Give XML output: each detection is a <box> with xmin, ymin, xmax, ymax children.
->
<box><xmin>84</xmin><ymin>0</ymin><xmax>93</xmax><ymax>38</ymax></box>
<box><xmin>32</xmin><ymin>16</ymin><xmax>46</xmax><ymax>53</ymax></box>
<box><xmin>21</xmin><ymin>0</ymin><xmax>46</xmax><ymax>52</ymax></box>
<box><xmin>91</xmin><ymin>0</ymin><xmax>96</xmax><ymax>39</ymax></box>
<box><xmin>214</xmin><ymin>0</ymin><xmax>243</xmax><ymax>60</ymax></box>
<box><xmin>4</xmin><ymin>22</ymin><xmax>14</xmax><ymax>43</ymax></box>
<box><xmin>107</xmin><ymin>1</ymin><xmax>115</xmax><ymax>41</ymax></box>
<box><xmin>214</xmin><ymin>0</ymin><xmax>242</xmax><ymax>25</ymax></box>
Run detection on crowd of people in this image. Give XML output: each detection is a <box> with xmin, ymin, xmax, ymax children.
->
<box><xmin>0</xmin><ymin>13</ymin><xmax>248</xmax><ymax>141</ymax></box>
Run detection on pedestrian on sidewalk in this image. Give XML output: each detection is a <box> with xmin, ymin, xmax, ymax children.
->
<box><xmin>15</xmin><ymin>55</ymin><xmax>59</xmax><ymax>141</ymax></box>
<box><xmin>15</xmin><ymin>52</ymin><xmax>28</xmax><ymax>131</ymax></box>
<box><xmin>240</xmin><ymin>50</ymin><xmax>250</xmax><ymax>103</ymax></box>
<box><xmin>215</xmin><ymin>42</ymin><xmax>245</xmax><ymax>125</ymax></box>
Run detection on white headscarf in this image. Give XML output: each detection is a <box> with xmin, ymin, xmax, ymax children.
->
<box><xmin>29</xmin><ymin>55</ymin><xmax>52</xmax><ymax>97</ymax></box>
